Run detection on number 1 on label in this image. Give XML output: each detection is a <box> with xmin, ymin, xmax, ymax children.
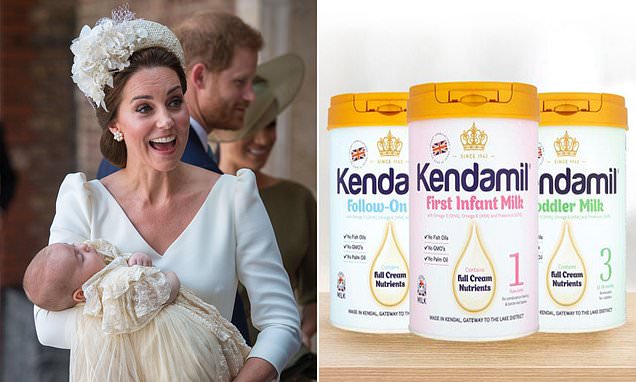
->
<box><xmin>509</xmin><ymin>252</ymin><xmax>524</xmax><ymax>287</ymax></box>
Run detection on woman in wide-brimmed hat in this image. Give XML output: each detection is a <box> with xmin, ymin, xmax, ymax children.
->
<box><xmin>217</xmin><ymin>54</ymin><xmax>316</xmax><ymax>380</ymax></box>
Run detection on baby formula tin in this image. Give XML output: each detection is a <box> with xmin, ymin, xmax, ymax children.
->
<box><xmin>538</xmin><ymin>93</ymin><xmax>627</xmax><ymax>332</ymax></box>
<box><xmin>329</xmin><ymin>92</ymin><xmax>409</xmax><ymax>332</ymax></box>
<box><xmin>408</xmin><ymin>82</ymin><xmax>539</xmax><ymax>341</ymax></box>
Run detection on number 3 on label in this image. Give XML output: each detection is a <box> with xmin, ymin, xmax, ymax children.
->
<box><xmin>600</xmin><ymin>248</ymin><xmax>612</xmax><ymax>282</ymax></box>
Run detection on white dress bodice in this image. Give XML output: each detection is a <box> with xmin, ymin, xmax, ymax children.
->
<box><xmin>34</xmin><ymin>169</ymin><xmax>300</xmax><ymax>375</ymax></box>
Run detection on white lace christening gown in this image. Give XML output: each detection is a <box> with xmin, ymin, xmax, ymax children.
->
<box><xmin>70</xmin><ymin>240</ymin><xmax>251</xmax><ymax>382</ymax></box>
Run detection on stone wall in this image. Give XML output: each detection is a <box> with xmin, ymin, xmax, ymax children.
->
<box><xmin>259</xmin><ymin>0</ymin><xmax>317</xmax><ymax>193</ymax></box>
<box><xmin>1</xmin><ymin>1</ymin><xmax>77</xmax><ymax>379</ymax></box>
<box><xmin>0</xmin><ymin>0</ymin><xmax>76</xmax><ymax>286</ymax></box>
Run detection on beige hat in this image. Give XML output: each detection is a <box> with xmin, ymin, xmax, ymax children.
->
<box><xmin>210</xmin><ymin>53</ymin><xmax>305</xmax><ymax>142</ymax></box>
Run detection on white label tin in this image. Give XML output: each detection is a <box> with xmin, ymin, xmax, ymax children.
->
<box><xmin>538</xmin><ymin>126</ymin><xmax>626</xmax><ymax>332</ymax></box>
<box><xmin>330</xmin><ymin>125</ymin><xmax>409</xmax><ymax>332</ymax></box>
<box><xmin>409</xmin><ymin>117</ymin><xmax>538</xmax><ymax>341</ymax></box>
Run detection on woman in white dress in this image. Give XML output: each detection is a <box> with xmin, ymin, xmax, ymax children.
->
<box><xmin>33</xmin><ymin>11</ymin><xmax>300</xmax><ymax>382</ymax></box>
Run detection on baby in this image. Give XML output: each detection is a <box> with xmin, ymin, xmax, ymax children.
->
<box><xmin>24</xmin><ymin>241</ymin><xmax>178</xmax><ymax>311</ymax></box>
<box><xmin>24</xmin><ymin>239</ymin><xmax>250</xmax><ymax>382</ymax></box>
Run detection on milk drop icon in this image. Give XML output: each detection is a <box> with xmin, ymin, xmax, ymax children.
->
<box><xmin>546</xmin><ymin>221</ymin><xmax>587</xmax><ymax>307</ymax></box>
<box><xmin>452</xmin><ymin>221</ymin><xmax>496</xmax><ymax>313</ymax></box>
<box><xmin>369</xmin><ymin>221</ymin><xmax>409</xmax><ymax>307</ymax></box>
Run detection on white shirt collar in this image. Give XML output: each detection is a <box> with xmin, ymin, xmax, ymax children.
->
<box><xmin>189</xmin><ymin>117</ymin><xmax>208</xmax><ymax>150</ymax></box>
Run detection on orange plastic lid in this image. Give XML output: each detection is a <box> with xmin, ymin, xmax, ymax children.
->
<box><xmin>408</xmin><ymin>82</ymin><xmax>539</xmax><ymax>122</ymax></box>
<box><xmin>328</xmin><ymin>92</ymin><xmax>408</xmax><ymax>129</ymax></box>
<box><xmin>539</xmin><ymin>92</ymin><xmax>627</xmax><ymax>129</ymax></box>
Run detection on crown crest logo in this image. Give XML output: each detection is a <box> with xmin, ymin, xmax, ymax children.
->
<box><xmin>377</xmin><ymin>130</ymin><xmax>403</xmax><ymax>156</ymax></box>
<box><xmin>554</xmin><ymin>130</ymin><xmax>579</xmax><ymax>157</ymax></box>
<box><xmin>460</xmin><ymin>123</ymin><xmax>488</xmax><ymax>151</ymax></box>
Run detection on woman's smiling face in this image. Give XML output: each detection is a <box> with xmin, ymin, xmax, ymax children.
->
<box><xmin>221</xmin><ymin>120</ymin><xmax>277</xmax><ymax>172</ymax></box>
<box><xmin>109</xmin><ymin>66</ymin><xmax>190</xmax><ymax>172</ymax></box>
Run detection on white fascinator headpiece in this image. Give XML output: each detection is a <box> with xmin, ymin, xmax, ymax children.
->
<box><xmin>70</xmin><ymin>6</ymin><xmax>185</xmax><ymax>110</ymax></box>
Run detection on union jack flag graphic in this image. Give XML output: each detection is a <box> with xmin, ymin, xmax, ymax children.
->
<box><xmin>351</xmin><ymin>146</ymin><xmax>366</xmax><ymax>161</ymax></box>
<box><xmin>432</xmin><ymin>140</ymin><xmax>448</xmax><ymax>156</ymax></box>
<box><xmin>417</xmin><ymin>276</ymin><xmax>427</xmax><ymax>298</ymax></box>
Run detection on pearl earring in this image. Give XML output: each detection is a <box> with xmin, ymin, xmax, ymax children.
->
<box><xmin>113</xmin><ymin>131</ymin><xmax>124</xmax><ymax>142</ymax></box>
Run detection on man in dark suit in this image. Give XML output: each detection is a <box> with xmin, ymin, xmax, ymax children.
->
<box><xmin>97</xmin><ymin>11</ymin><xmax>263</xmax><ymax>345</ymax></box>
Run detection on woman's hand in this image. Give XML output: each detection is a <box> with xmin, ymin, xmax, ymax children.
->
<box><xmin>233</xmin><ymin>357</ymin><xmax>277</xmax><ymax>382</ymax></box>
<box><xmin>128</xmin><ymin>252</ymin><xmax>152</xmax><ymax>266</ymax></box>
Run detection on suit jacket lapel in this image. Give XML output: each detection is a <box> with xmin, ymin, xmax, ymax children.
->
<box><xmin>181</xmin><ymin>125</ymin><xmax>222</xmax><ymax>175</ymax></box>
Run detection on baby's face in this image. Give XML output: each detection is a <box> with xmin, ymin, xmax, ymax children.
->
<box><xmin>49</xmin><ymin>243</ymin><xmax>106</xmax><ymax>287</ymax></box>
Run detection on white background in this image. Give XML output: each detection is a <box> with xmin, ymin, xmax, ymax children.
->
<box><xmin>318</xmin><ymin>0</ymin><xmax>636</xmax><ymax>292</ymax></box>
